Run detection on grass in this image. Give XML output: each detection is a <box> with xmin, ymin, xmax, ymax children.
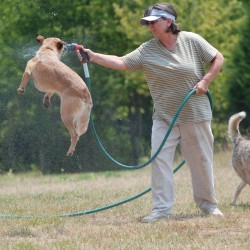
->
<box><xmin>0</xmin><ymin>149</ymin><xmax>250</xmax><ymax>250</ymax></box>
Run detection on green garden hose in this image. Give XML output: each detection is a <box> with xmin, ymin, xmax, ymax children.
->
<box><xmin>0</xmin><ymin>162</ymin><xmax>184</xmax><ymax>219</ymax></box>
<box><xmin>0</xmin><ymin>64</ymin><xmax>213</xmax><ymax>219</ymax></box>
<box><xmin>84</xmin><ymin>62</ymin><xmax>213</xmax><ymax>170</ymax></box>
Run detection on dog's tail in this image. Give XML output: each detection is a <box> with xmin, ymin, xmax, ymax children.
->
<box><xmin>228</xmin><ymin>111</ymin><xmax>246</xmax><ymax>144</ymax></box>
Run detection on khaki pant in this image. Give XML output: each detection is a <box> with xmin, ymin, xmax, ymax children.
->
<box><xmin>151</xmin><ymin>119</ymin><xmax>218</xmax><ymax>214</ymax></box>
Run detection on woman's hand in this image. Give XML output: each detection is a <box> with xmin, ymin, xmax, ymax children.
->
<box><xmin>194</xmin><ymin>79</ymin><xmax>209</xmax><ymax>94</ymax></box>
<box><xmin>76</xmin><ymin>46</ymin><xmax>94</xmax><ymax>63</ymax></box>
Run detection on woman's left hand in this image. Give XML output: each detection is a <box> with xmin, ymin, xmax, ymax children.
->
<box><xmin>194</xmin><ymin>79</ymin><xmax>209</xmax><ymax>94</ymax></box>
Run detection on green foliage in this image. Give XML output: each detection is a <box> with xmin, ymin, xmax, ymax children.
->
<box><xmin>226</xmin><ymin>0</ymin><xmax>250</xmax><ymax>127</ymax></box>
<box><xmin>0</xmin><ymin>0</ymin><xmax>247</xmax><ymax>173</ymax></box>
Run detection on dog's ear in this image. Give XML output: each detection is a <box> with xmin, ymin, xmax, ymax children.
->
<box><xmin>57</xmin><ymin>40</ymin><xmax>65</xmax><ymax>50</ymax></box>
<box><xmin>36</xmin><ymin>34</ymin><xmax>45</xmax><ymax>44</ymax></box>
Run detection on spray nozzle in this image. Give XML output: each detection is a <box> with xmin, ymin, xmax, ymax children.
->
<box><xmin>64</xmin><ymin>43</ymin><xmax>89</xmax><ymax>63</ymax></box>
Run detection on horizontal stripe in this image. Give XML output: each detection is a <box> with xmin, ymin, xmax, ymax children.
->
<box><xmin>122</xmin><ymin>31</ymin><xmax>217</xmax><ymax>124</ymax></box>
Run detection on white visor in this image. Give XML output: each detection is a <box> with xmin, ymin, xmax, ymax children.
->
<box><xmin>140</xmin><ymin>8</ymin><xmax>176</xmax><ymax>25</ymax></box>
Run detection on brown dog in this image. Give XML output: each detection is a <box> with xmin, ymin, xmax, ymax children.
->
<box><xmin>228</xmin><ymin>111</ymin><xmax>250</xmax><ymax>204</ymax></box>
<box><xmin>17</xmin><ymin>35</ymin><xmax>92</xmax><ymax>156</ymax></box>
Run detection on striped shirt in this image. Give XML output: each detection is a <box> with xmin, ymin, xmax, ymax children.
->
<box><xmin>122</xmin><ymin>31</ymin><xmax>218</xmax><ymax>124</ymax></box>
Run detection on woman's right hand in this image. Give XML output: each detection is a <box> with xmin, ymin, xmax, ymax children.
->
<box><xmin>76</xmin><ymin>46</ymin><xmax>94</xmax><ymax>63</ymax></box>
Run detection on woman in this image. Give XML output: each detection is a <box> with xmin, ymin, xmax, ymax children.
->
<box><xmin>80</xmin><ymin>2</ymin><xmax>224</xmax><ymax>222</ymax></box>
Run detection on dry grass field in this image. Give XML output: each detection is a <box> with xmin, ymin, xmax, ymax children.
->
<box><xmin>0</xmin><ymin>149</ymin><xmax>250</xmax><ymax>249</ymax></box>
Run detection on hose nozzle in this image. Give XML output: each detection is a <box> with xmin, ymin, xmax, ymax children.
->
<box><xmin>64</xmin><ymin>43</ymin><xmax>89</xmax><ymax>63</ymax></box>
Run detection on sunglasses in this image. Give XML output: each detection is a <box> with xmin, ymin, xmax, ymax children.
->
<box><xmin>147</xmin><ymin>17</ymin><xmax>165</xmax><ymax>25</ymax></box>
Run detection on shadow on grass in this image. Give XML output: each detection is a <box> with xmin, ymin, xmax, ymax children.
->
<box><xmin>174</xmin><ymin>213</ymin><xmax>206</xmax><ymax>221</ymax></box>
<box><xmin>232</xmin><ymin>203</ymin><xmax>250</xmax><ymax>210</ymax></box>
<box><xmin>174</xmin><ymin>212</ymin><xmax>226</xmax><ymax>221</ymax></box>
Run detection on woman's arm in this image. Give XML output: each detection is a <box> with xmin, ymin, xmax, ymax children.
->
<box><xmin>194</xmin><ymin>51</ymin><xmax>224</xmax><ymax>94</ymax></box>
<box><xmin>79</xmin><ymin>48</ymin><xmax>128</xmax><ymax>71</ymax></box>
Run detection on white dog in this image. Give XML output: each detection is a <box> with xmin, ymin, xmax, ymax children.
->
<box><xmin>228</xmin><ymin>111</ymin><xmax>250</xmax><ymax>205</ymax></box>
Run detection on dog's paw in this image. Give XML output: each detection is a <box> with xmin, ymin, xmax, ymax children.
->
<box><xmin>17</xmin><ymin>87</ymin><xmax>25</xmax><ymax>95</ymax></box>
<box><xmin>66</xmin><ymin>150</ymin><xmax>74</xmax><ymax>157</ymax></box>
<box><xmin>43</xmin><ymin>96</ymin><xmax>51</xmax><ymax>108</ymax></box>
<box><xmin>43</xmin><ymin>101</ymin><xmax>51</xmax><ymax>109</ymax></box>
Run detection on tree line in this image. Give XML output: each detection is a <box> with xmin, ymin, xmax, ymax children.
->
<box><xmin>0</xmin><ymin>0</ymin><xmax>249</xmax><ymax>174</ymax></box>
